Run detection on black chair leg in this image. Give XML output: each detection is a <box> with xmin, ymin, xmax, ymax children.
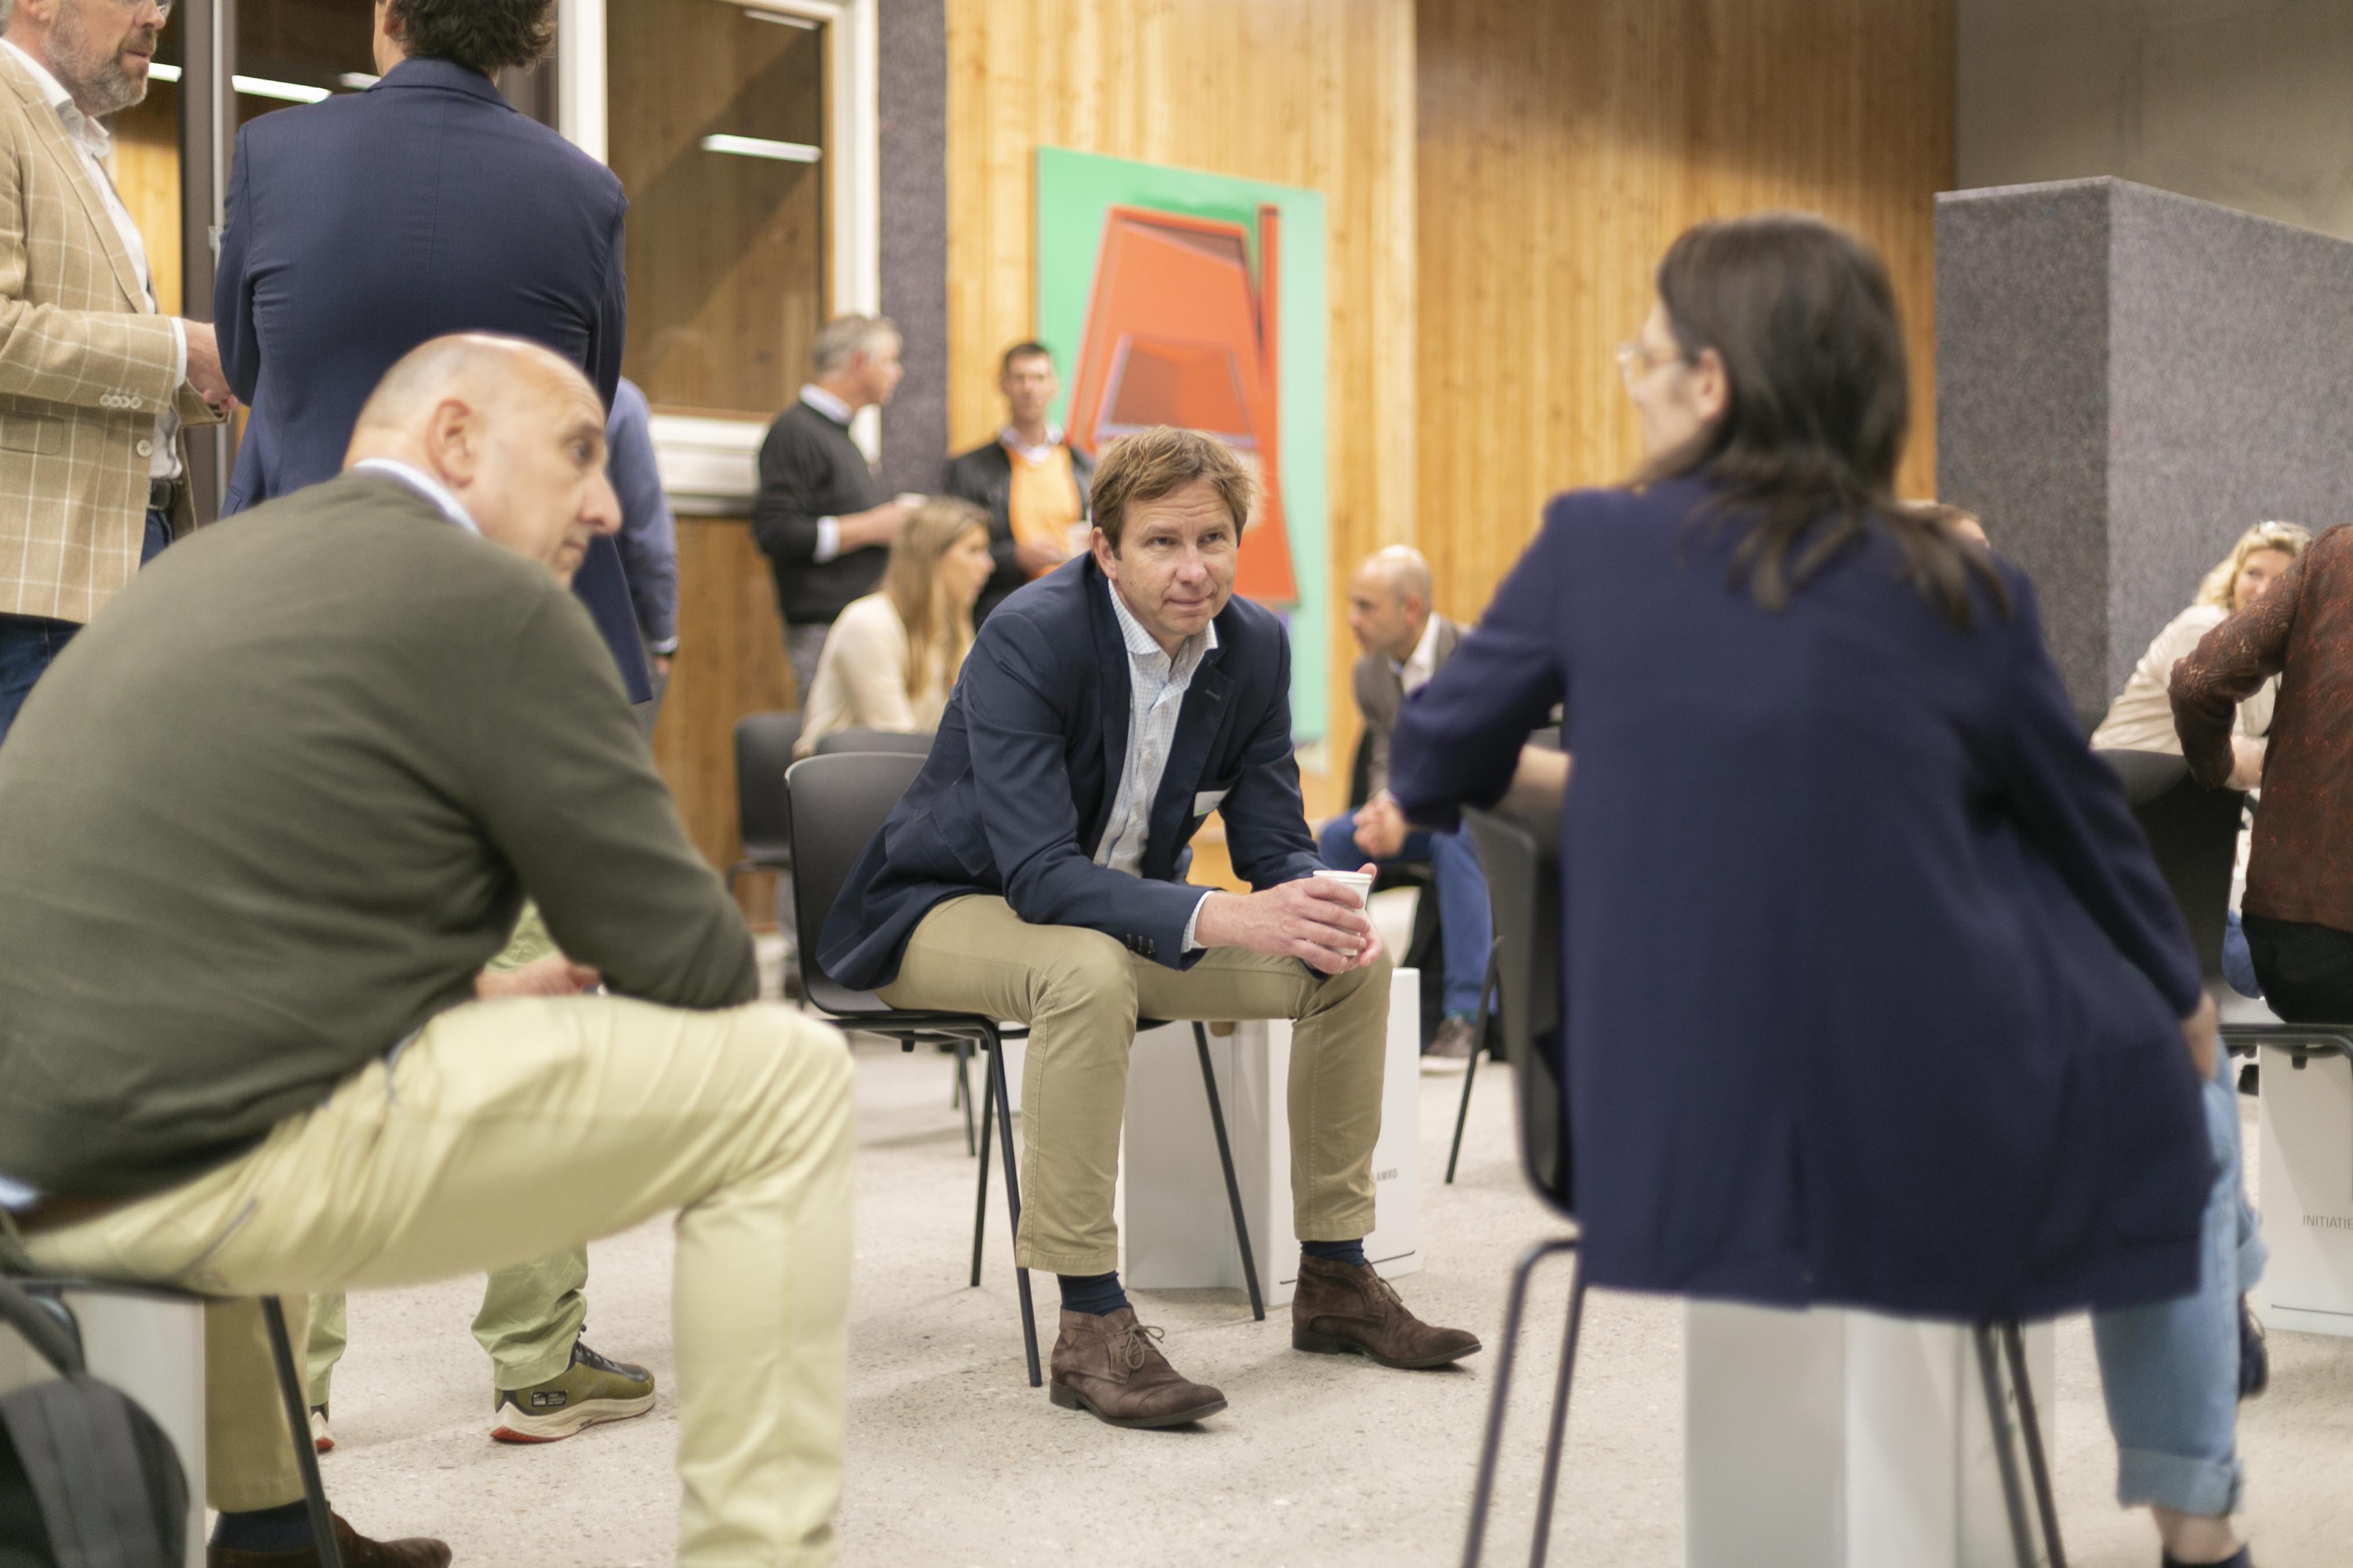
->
<box><xmin>1974</xmin><ymin>1322</ymin><xmax>2043</xmax><ymax>1568</ymax></box>
<box><xmin>1526</xmin><ymin>1275</ymin><xmax>1588</xmax><ymax>1568</ymax></box>
<box><xmin>1192</xmin><ymin>1023</ymin><xmax>1265</xmax><ymax>1322</ymax></box>
<box><xmin>970</xmin><ymin>1050</ymin><xmax>992</xmax><ymax>1289</ymax></box>
<box><xmin>1447</xmin><ymin>944</ymin><xmax>1503</xmax><ymax>1185</ymax></box>
<box><xmin>260</xmin><ymin>1296</ymin><xmax>343</xmax><ymax>1568</ymax></box>
<box><xmin>1462</xmin><ymin>1236</ymin><xmax>1579</xmax><ymax>1568</ymax></box>
<box><xmin>986</xmin><ymin>1029</ymin><xmax>1041</xmax><ymax>1387</ymax></box>
<box><xmin>2003</xmin><ymin>1320</ymin><xmax>2068</xmax><ymax>1568</ymax></box>
<box><xmin>956</xmin><ymin>1039</ymin><xmax>976</xmax><ymax>1156</ymax></box>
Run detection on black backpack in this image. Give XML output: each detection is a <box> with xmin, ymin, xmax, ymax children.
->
<box><xmin>0</xmin><ymin>1276</ymin><xmax>188</xmax><ymax>1568</ymax></box>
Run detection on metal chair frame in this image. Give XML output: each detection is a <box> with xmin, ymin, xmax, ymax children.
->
<box><xmin>784</xmin><ymin>751</ymin><xmax>1262</xmax><ymax>1388</ymax></box>
<box><xmin>1453</xmin><ymin>808</ymin><xmax>2062</xmax><ymax>1568</ymax></box>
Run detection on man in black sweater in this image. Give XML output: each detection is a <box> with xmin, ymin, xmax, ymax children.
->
<box><xmin>751</xmin><ymin>315</ymin><xmax>910</xmax><ymax>700</ymax></box>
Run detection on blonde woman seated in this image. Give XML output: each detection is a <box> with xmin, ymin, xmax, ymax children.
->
<box><xmin>2090</xmin><ymin>519</ymin><xmax>2308</xmax><ymax>773</ymax></box>
<box><xmin>796</xmin><ymin>497</ymin><xmax>996</xmax><ymax>757</ymax></box>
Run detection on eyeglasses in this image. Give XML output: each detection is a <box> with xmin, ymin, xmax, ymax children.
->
<box><xmin>112</xmin><ymin>0</ymin><xmax>174</xmax><ymax>18</ymax></box>
<box><xmin>1614</xmin><ymin>339</ymin><xmax>1687</xmax><ymax>391</ymax></box>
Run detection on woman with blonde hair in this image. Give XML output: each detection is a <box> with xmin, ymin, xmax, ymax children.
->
<box><xmin>796</xmin><ymin>498</ymin><xmax>996</xmax><ymax>756</ymax></box>
<box><xmin>2090</xmin><ymin>519</ymin><xmax>2309</xmax><ymax>758</ymax></box>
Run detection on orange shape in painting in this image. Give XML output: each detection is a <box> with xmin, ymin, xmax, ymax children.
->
<box><xmin>1065</xmin><ymin>205</ymin><xmax>1297</xmax><ymax>605</ymax></box>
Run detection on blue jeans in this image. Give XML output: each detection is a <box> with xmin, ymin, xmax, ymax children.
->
<box><xmin>1317</xmin><ymin>813</ymin><xmax>1494</xmax><ymax>1017</ymax></box>
<box><xmin>0</xmin><ymin>509</ymin><xmax>170</xmax><ymax>747</ymax></box>
<box><xmin>2090</xmin><ymin>1057</ymin><xmax>2265</xmax><ymax>1516</ymax></box>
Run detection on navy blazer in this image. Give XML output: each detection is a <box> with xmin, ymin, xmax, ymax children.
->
<box><xmin>1390</xmin><ymin>479</ymin><xmax>2212</xmax><ymax>1320</ymax></box>
<box><xmin>212</xmin><ymin>59</ymin><xmax>648</xmax><ymax>701</ymax></box>
<box><xmin>820</xmin><ymin>558</ymin><xmax>1324</xmax><ymax>990</ymax></box>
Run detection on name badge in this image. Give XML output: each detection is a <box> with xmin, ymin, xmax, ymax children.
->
<box><xmin>1193</xmin><ymin>789</ymin><xmax>1230</xmax><ymax>817</ymax></box>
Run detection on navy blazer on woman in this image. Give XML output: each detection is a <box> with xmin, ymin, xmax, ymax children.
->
<box><xmin>821</xmin><ymin>558</ymin><xmax>1324</xmax><ymax>991</ymax></box>
<box><xmin>212</xmin><ymin>59</ymin><xmax>648</xmax><ymax>701</ymax></box>
<box><xmin>1390</xmin><ymin>479</ymin><xmax>2211</xmax><ymax>1320</ymax></box>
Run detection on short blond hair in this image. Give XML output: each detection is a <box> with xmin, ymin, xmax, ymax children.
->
<box><xmin>1090</xmin><ymin>426</ymin><xmax>1256</xmax><ymax>551</ymax></box>
<box><xmin>2195</xmin><ymin>520</ymin><xmax>2310</xmax><ymax>609</ymax></box>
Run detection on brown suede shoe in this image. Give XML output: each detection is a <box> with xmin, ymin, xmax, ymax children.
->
<box><xmin>1293</xmin><ymin>1255</ymin><xmax>1483</xmax><ymax>1369</ymax></box>
<box><xmin>1048</xmin><ymin>1307</ymin><xmax>1228</xmax><ymax>1428</ymax></box>
<box><xmin>210</xmin><ymin>1513</ymin><xmax>452</xmax><ymax>1568</ymax></box>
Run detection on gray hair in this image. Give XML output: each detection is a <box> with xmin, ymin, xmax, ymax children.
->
<box><xmin>811</xmin><ymin>314</ymin><xmax>897</xmax><ymax>375</ymax></box>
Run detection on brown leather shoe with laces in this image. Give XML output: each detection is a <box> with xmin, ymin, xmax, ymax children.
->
<box><xmin>1048</xmin><ymin>1306</ymin><xmax>1228</xmax><ymax>1428</ymax></box>
<box><xmin>209</xmin><ymin>1512</ymin><xmax>451</xmax><ymax>1568</ymax></box>
<box><xmin>1292</xmin><ymin>1254</ymin><xmax>1483</xmax><ymax>1369</ymax></box>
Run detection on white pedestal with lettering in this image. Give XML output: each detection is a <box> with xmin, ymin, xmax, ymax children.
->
<box><xmin>1120</xmin><ymin>966</ymin><xmax>1423</xmax><ymax>1305</ymax></box>
<box><xmin>1685</xmin><ymin>1302</ymin><xmax>2056</xmax><ymax>1568</ymax></box>
<box><xmin>2256</xmin><ymin>1042</ymin><xmax>2353</xmax><ymax>1336</ymax></box>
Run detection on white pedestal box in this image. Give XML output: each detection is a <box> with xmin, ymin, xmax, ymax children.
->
<box><xmin>1121</xmin><ymin>966</ymin><xmax>1424</xmax><ymax>1305</ymax></box>
<box><xmin>2256</xmin><ymin>1042</ymin><xmax>2353</xmax><ymax>1337</ymax></box>
<box><xmin>1685</xmin><ymin>1301</ymin><xmax>2056</xmax><ymax>1568</ymax></box>
<box><xmin>0</xmin><ymin>1284</ymin><xmax>209</xmax><ymax>1567</ymax></box>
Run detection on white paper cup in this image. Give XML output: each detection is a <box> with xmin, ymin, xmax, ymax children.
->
<box><xmin>1312</xmin><ymin>868</ymin><xmax>1374</xmax><ymax>909</ymax></box>
<box><xmin>895</xmin><ymin>492</ymin><xmax>928</xmax><ymax>508</ymax></box>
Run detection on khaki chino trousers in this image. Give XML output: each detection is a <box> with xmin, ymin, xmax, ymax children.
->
<box><xmin>21</xmin><ymin>995</ymin><xmax>854</xmax><ymax>1567</ymax></box>
<box><xmin>878</xmin><ymin>895</ymin><xmax>1391</xmax><ymax>1276</ymax></box>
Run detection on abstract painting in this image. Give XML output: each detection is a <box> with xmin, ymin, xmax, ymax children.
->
<box><xmin>1036</xmin><ymin>147</ymin><xmax>1329</xmax><ymax>739</ymax></box>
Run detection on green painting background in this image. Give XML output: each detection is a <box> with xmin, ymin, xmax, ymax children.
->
<box><xmin>1034</xmin><ymin>146</ymin><xmax>1330</xmax><ymax>740</ymax></box>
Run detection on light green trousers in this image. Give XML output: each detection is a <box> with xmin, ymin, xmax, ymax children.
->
<box><xmin>305</xmin><ymin>1245</ymin><xmax>589</xmax><ymax>1406</ymax></box>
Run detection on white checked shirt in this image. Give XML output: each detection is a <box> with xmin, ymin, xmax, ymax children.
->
<box><xmin>1</xmin><ymin>41</ymin><xmax>181</xmax><ymax>482</ymax></box>
<box><xmin>1098</xmin><ymin>582</ymin><xmax>1220</xmax><ymax>949</ymax></box>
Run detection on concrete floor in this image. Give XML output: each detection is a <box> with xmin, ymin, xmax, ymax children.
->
<box><xmin>310</xmin><ymin>1034</ymin><xmax>2353</xmax><ymax>1567</ymax></box>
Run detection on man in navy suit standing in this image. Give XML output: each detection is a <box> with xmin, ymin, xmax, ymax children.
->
<box><xmin>213</xmin><ymin>0</ymin><xmax>649</xmax><ymax>707</ymax></box>
<box><xmin>206</xmin><ymin>0</ymin><xmax>659</xmax><ymax>1497</ymax></box>
<box><xmin>823</xmin><ymin>427</ymin><xmax>1479</xmax><ymax>1430</ymax></box>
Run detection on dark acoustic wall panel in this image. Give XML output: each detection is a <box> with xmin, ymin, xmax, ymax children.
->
<box><xmin>2108</xmin><ymin>181</ymin><xmax>2353</xmax><ymax>689</ymax></box>
<box><xmin>1938</xmin><ymin>177</ymin><xmax>2353</xmax><ymax>714</ymax></box>
<box><xmin>1935</xmin><ymin>180</ymin><xmax>2111</xmax><ymax>710</ymax></box>
<box><xmin>878</xmin><ymin>0</ymin><xmax>949</xmax><ymax>498</ymax></box>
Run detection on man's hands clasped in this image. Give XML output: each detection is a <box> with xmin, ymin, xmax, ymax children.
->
<box><xmin>1193</xmin><ymin>866</ymin><xmax>1386</xmax><ymax>976</ymax></box>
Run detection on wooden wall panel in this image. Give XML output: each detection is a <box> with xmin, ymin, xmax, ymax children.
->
<box><xmin>111</xmin><ymin>90</ymin><xmax>181</xmax><ymax>315</ymax></box>
<box><xmin>945</xmin><ymin>0</ymin><xmax>1418</xmax><ymax>807</ymax></box>
<box><xmin>650</xmin><ymin>514</ymin><xmax>798</xmax><ymax>923</ymax></box>
<box><xmin>1415</xmin><ymin>0</ymin><xmax>1955</xmax><ymax>627</ymax></box>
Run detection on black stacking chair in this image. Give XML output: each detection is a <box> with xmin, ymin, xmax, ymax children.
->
<box><xmin>783</xmin><ymin>750</ymin><xmax>1263</xmax><ymax>1387</ymax></box>
<box><xmin>812</xmin><ymin>727</ymin><xmax>933</xmax><ymax>758</ymax></box>
<box><xmin>2103</xmin><ymin>748</ymin><xmax>2352</xmax><ymax>1129</ymax></box>
<box><xmin>726</xmin><ymin>712</ymin><xmax>802</xmax><ymax>898</ymax></box>
<box><xmin>1455</xmin><ymin>805</ymin><xmax>2064</xmax><ymax>1568</ymax></box>
<box><xmin>1444</xmin><ymin>724</ymin><xmax>1563</xmax><ymax>1185</ymax></box>
<box><xmin>1456</xmin><ymin>805</ymin><xmax>1579</xmax><ymax>1568</ymax></box>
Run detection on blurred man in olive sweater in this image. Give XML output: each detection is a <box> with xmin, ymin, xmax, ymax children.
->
<box><xmin>0</xmin><ymin>336</ymin><xmax>853</xmax><ymax>1568</ymax></box>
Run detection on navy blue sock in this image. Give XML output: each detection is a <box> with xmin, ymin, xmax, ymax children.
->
<box><xmin>1058</xmin><ymin>1270</ymin><xmax>1131</xmax><ymax>1316</ymax></box>
<box><xmin>210</xmin><ymin>1502</ymin><xmax>314</xmax><ymax>1554</ymax></box>
<box><xmin>1302</xmin><ymin>1238</ymin><xmax>1367</xmax><ymax>1268</ymax></box>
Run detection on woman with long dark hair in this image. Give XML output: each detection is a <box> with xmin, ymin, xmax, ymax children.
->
<box><xmin>1392</xmin><ymin>214</ymin><xmax>2245</xmax><ymax>1566</ymax></box>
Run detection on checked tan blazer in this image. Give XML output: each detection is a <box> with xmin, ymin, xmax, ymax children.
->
<box><xmin>0</xmin><ymin>48</ymin><xmax>219</xmax><ymax>626</ymax></box>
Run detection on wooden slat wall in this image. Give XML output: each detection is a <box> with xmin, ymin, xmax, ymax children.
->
<box><xmin>111</xmin><ymin>92</ymin><xmax>181</xmax><ymax>314</ymax></box>
<box><xmin>649</xmin><ymin>514</ymin><xmax>797</xmax><ymax>923</ymax></box>
<box><xmin>944</xmin><ymin>0</ymin><xmax>1419</xmax><ymax>809</ymax></box>
<box><xmin>1415</xmin><ymin>0</ymin><xmax>1955</xmax><ymax>627</ymax></box>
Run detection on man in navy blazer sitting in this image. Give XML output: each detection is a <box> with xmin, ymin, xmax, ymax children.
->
<box><xmin>212</xmin><ymin>0</ymin><xmax>649</xmax><ymax>707</ymax></box>
<box><xmin>823</xmin><ymin>427</ymin><xmax>1478</xmax><ymax>1428</ymax></box>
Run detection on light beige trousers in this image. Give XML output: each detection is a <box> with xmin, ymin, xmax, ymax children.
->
<box><xmin>878</xmin><ymin>894</ymin><xmax>1390</xmax><ymax>1275</ymax></box>
<box><xmin>23</xmin><ymin>995</ymin><xmax>854</xmax><ymax>1567</ymax></box>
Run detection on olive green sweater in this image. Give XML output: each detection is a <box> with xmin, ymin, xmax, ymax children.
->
<box><xmin>0</xmin><ymin>472</ymin><xmax>756</xmax><ymax>1198</ymax></box>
